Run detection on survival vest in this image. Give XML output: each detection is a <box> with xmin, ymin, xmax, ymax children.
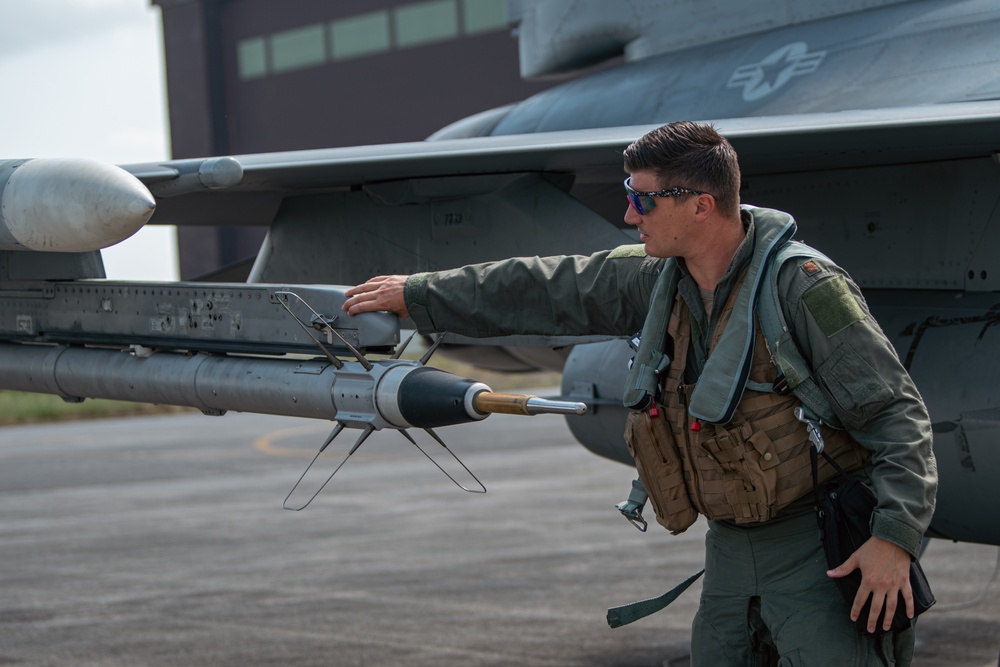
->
<box><xmin>616</xmin><ymin>207</ymin><xmax>868</xmax><ymax>533</ymax></box>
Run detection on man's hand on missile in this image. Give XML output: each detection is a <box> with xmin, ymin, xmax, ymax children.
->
<box><xmin>343</xmin><ymin>275</ymin><xmax>410</xmax><ymax>318</ymax></box>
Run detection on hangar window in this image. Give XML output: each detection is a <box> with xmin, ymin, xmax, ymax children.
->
<box><xmin>331</xmin><ymin>11</ymin><xmax>391</xmax><ymax>61</ymax></box>
<box><xmin>462</xmin><ymin>0</ymin><xmax>507</xmax><ymax>35</ymax></box>
<box><xmin>270</xmin><ymin>24</ymin><xmax>326</xmax><ymax>74</ymax></box>
<box><xmin>394</xmin><ymin>0</ymin><xmax>459</xmax><ymax>49</ymax></box>
<box><xmin>237</xmin><ymin>37</ymin><xmax>268</xmax><ymax>80</ymax></box>
<box><xmin>236</xmin><ymin>0</ymin><xmax>511</xmax><ymax>81</ymax></box>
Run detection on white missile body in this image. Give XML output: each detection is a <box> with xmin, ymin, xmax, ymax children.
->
<box><xmin>0</xmin><ymin>158</ymin><xmax>156</xmax><ymax>252</ymax></box>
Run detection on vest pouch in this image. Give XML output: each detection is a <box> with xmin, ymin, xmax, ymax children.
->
<box><xmin>695</xmin><ymin>421</ymin><xmax>779</xmax><ymax>524</ymax></box>
<box><xmin>624</xmin><ymin>409</ymin><xmax>698</xmax><ymax>535</ymax></box>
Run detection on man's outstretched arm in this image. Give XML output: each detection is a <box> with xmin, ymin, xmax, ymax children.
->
<box><xmin>341</xmin><ymin>250</ymin><xmax>661</xmax><ymax>339</ymax></box>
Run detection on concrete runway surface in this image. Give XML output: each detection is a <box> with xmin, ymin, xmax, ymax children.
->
<box><xmin>0</xmin><ymin>408</ymin><xmax>998</xmax><ymax>666</ymax></box>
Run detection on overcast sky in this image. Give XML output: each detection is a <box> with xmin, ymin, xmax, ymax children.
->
<box><xmin>0</xmin><ymin>0</ymin><xmax>176</xmax><ymax>279</ymax></box>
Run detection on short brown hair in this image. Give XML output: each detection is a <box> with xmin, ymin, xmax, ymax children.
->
<box><xmin>623</xmin><ymin>121</ymin><xmax>741</xmax><ymax>218</ymax></box>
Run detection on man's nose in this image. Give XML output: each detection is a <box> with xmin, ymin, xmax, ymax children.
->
<box><xmin>624</xmin><ymin>202</ymin><xmax>641</xmax><ymax>225</ymax></box>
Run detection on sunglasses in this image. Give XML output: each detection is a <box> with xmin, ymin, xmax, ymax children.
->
<box><xmin>624</xmin><ymin>177</ymin><xmax>706</xmax><ymax>215</ymax></box>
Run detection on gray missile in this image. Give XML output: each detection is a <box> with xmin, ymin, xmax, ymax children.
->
<box><xmin>0</xmin><ymin>158</ymin><xmax>156</xmax><ymax>252</ymax></box>
<box><xmin>0</xmin><ymin>343</ymin><xmax>585</xmax><ymax>425</ymax></box>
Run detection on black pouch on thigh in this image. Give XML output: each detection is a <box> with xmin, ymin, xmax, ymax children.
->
<box><xmin>813</xmin><ymin>449</ymin><xmax>936</xmax><ymax>634</ymax></box>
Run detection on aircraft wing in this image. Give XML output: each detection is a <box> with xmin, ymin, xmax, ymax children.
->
<box><xmin>123</xmin><ymin>100</ymin><xmax>1000</xmax><ymax>228</ymax></box>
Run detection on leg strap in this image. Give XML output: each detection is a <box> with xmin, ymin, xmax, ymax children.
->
<box><xmin>607</xmin><ymin>568</ymin><xmax>705</xmax><ymax>628</ymax></box>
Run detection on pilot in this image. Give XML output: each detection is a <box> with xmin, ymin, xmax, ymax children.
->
<box><xmin>342</xmin><ymin>120</ymin><xmax>937</xmax><ymax>666</ymax></box>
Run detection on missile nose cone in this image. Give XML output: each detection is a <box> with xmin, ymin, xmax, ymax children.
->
<box><xmin>0</xmin><ymin>158</ymin><xmax>157</xmax><ymax>252</ymax></box>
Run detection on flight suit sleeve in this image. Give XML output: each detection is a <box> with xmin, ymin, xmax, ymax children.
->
<box><xmin>403</xmin><ymin>247</ymin><xmax>661</xmax><ymax>338</ymax></box>
<box><xmin>778</xmin><ymin>257</ymin><xmax>937</xmax><ymax>558</ymax></box>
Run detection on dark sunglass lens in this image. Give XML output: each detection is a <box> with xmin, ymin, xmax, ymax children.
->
<box><xmin>627</xmin><ymin>193</ymin><xmax>644</xmax><ymax>215</ymax></box>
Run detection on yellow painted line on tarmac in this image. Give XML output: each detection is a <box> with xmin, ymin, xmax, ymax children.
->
<box><xmin>253</xmin><ymin>423</ymin><xmax>334</xmax><ymax>458</ymax></box>
<box><xmin>253</xmin><ymin>422</ymin><xmax>408</xmax><ymax>462</ymax></box>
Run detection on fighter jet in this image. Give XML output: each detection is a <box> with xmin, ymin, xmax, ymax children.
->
<box><xmin>1</xmin><ymin>0</ymin><xmax>999</xmax><ymax>545</ymax></box>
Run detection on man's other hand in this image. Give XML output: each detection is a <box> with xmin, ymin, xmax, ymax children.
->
<box><xmin>827</xmin><ymin>535</ymin><xmax>914</xmax><ymax>633</ymax></box>
<box><xmin>343</xmin><ymin>275</ymin><xmax>410</xmax><ymax>318</ymax></box>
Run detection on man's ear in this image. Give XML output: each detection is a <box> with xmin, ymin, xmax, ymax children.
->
<box><xmin>694</xmin><ymin>193</ymin><xmax>716</xmax><ymax>221</ymax></box>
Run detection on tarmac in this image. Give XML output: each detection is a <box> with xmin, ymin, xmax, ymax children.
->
<box><xmin>0</xmin><ymin>406</ymin><xmax>997</xmax><ymax>666</ymax></box>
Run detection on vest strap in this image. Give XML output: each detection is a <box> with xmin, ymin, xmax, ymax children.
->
<box><xmin>758</xmin><ymin>241</ymin><xmax>844</xmax><ymax>428</ymax></box>
<box><xmin>607</xmin><ymin>568</ymin><xmax>705</xmax><ymax>628</ymax></box>
<box><xmin>615</xmin><ymin>477</ymin><xmax>649</xmax><ymax>532</ymax></box>
<box><xmin>745</xmin><ymin>380</ymin><xmax>774</xmax><ymax>393</ymax></box>
<box><xmin>623</xmin><ymin>258</ymin><xmax>679</xmax><ymax>410</ymax></box>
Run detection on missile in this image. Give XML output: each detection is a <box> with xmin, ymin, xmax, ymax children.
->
<box><xmin>0</xmin><ymin>158</ymin><xmax>156</xmax><ymax>252</ymax></box>
<box><xmin>0</xmin><ymin>342</ymin><xmax>584</xmax><ymax>425</ymax></box>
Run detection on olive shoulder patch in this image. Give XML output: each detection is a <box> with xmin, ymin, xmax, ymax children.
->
<box><xmin>801</xmin><ymin>274</ymin><xmax>866</xmax><ymax>337</ymax></box>
<box><xmin>607</xmin><ymin>244</ymin><xmax>648</xmax><ymax>259</ymax></box>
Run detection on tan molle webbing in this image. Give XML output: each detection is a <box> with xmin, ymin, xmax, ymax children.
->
<box><xmin>625</xmin><ymin>300</ymin><xmax>709</xmax><ymax>528</ymax></box>
<box><xmin>624</xmin><ymin>410</ymin><xmax>698</xmax><ymax>535</ymax></box>
<box><xmin>626</xmin><ymin>277</ymin><xmax>871</xmax><ymax>529</ymax></box>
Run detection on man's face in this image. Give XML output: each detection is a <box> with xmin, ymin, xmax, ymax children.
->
<box><xmin>623</xmin><ymin>170</ymin><xmax>699</xmax><ymax>259</ymax></box>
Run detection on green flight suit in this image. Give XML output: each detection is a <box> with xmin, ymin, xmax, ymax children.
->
<box><xmin>404</xmin><ymin>206</ymin><xmax>937</xmax><ymax>666</ymax></box>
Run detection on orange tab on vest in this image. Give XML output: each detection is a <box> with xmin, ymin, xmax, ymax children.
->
<box><xmin>801</xmin><ymin>260</ymin><xmax>820</xmax><ymax>275</ymax></box>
